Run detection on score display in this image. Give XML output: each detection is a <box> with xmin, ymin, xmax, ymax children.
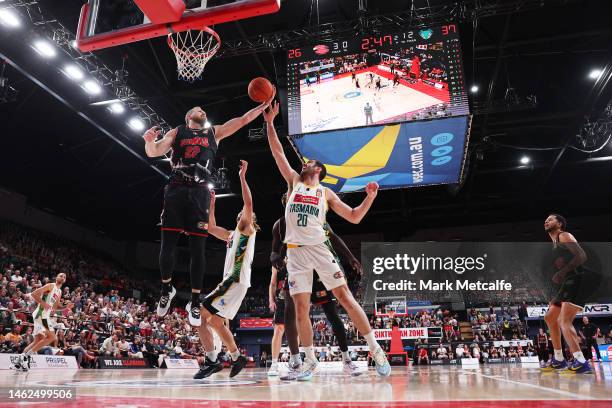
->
<box><xmin>286</xmin><ymin>24</ymin><xmax>469</xmax><ymax>135</ymax></box>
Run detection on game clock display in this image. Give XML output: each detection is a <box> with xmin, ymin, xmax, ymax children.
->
<box><xmin>286</xmin><ymin>24</ymin><xmax>469</xmax><ymax>135</ymax></box>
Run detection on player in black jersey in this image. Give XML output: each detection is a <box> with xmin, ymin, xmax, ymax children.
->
<box><xmin>270</xmin><ymin>194</ymin><xmax>363</xmax><ymax>379</ymax></box>
<box><xmin>143</xmin><ymin>98</ymin><xmax>273</xmax><ymax>326</ymax></box>
<box><xmin>541</xmin><ymin>214</ymin><xmax>592</xmax><ymax>373</ymax></box>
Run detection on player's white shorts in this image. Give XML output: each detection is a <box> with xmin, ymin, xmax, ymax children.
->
<box><xmin>202</xmin><ymin>281</ymin><xmax>249</xmax><ymax>320</ymax></box>
<box><xmin>33</xmin><ymin>317</ymin><xmax>53</xmax><ymax>336</ymax></box>
<box><xmin>287</xmin><ymin>242</ymin><xmax>346</xmax><ymax>295</ymax></box>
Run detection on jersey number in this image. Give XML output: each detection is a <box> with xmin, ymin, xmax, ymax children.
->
<box><xmin>184</xmin><ymin>146</ymin><xmax>201</xmax><ymax>159</ymax></box>
<box><xmin>297</xmin><ymin>214</ymin><xmax>308</xmax><ymax>227</ymax></box>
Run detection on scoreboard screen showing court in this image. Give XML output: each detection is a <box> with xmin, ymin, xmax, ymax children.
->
<box><xmin>289</xmin><ymin>116</ymin><xmax>471</xmax><ymax>193</ymax></box>
<box><xmin>286</xmin><ymin>24</ymin><xmax>469</xmax><ymax>136</ymax></box>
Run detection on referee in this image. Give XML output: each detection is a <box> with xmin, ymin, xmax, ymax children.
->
<box><xmin>579</xmin><ymin>316</ymin><xmax>601</xmax><ymax>361</ymax></box>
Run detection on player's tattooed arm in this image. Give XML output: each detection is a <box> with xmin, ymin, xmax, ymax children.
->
<box><xmin>143</xmin><ymin>127</ymin><xmax>177</xmax><ymax>157</ymax></box>
<box><xmin>326</xmin><ymin>226</ymin><xmax>362</xmax><ymax>278</ymax></box>
<box><xmin>269</xmin><ymin>266</ymin><xmax>278</xmax><ymax>312</ymax></box>
<box><xmin>263</xmin><ymin>101</ymin><xmax>300</xmax><ymax>187</ymax></box>
<box><xmin>208</xmin><ymin>190</ymin><xmax>232</xmax><ymax>242</ymax></box>
<box><xmin>215</xmin><ymin>88</ymin><xmax>276</xmax><ymax>142</ymax></box>
<box><xmin>326</xmin><ymin>182</ymin><xmax>379</xmax><ymax>224</ymax></box>
<box><xmin>552</xmin><ymin>232</ymin><xmax>587</xmax><ymax>284</ymax></box>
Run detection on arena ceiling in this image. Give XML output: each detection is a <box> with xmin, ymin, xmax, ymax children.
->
<box><xmin>1</xmin><ymin>0</ymin><xmax>611</xmax><ymax>241</ymax></box>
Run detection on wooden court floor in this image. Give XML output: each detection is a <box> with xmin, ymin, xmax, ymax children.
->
<box><xmin>1</xmin><ymin>363</ymin><xmax>611</xmax><ymax>407</ymax></box>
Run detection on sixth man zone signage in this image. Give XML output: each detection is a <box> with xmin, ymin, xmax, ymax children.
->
<box><xmin>289</xmin><ymin>115</ymin><xmax>470</xmax><ymax>193</ymax></box>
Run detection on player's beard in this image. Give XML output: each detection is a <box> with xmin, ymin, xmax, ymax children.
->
<box><xmin>191</xmin><ymin>114</ymin><xmax>205</xmax><ymax>126</ymax></box>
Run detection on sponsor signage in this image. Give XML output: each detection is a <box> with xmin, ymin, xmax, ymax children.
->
<box><xmin>373</xmin><ymin>327</ymin><xmax>429</xmax><ymax>340</ymax></box>
<box><xmin>0</xmin><ymin>354</ymin><xmax>78</xmax><ymax>370</ymax></box>
<box><xmin>492</xmin><ymin>340</ymin><xmax>533</xmax><ymax>348</ymax></box>
<box><xmin>164</xmin><ymin>358</ymin><xmax>200</xmax><ymax>369</ymax></box>
<box><xmin>599</xmin><ymin>344</ymin><xmax>612</xmax><ymax>362</ymax></box>
<box><xmin>461</xmin><ymin>358</ymin><xmax>479</xmax><ymax>366</ymax></box>
<box><xmin>527</xmin><ymin>303</ymin><xmax>612</xmax><ymax>318</ymax></box>
<box><xmin>239</xmin><ymin>318</ymin><xmax>274</xmax><ymax>329</ymax></box>
<box><xmin>99</xmin><ymin>357</ymin><xmax>149</xmax><ymax>369</ymax></box>
<box><xmin>520</xmin><ymin>356</ymin><xmax>539</xmax><ymax>364</ymax></box>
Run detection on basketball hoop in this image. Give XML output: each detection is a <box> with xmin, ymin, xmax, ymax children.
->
<box><xmin>167</xmin><ymin>27</ymin><xmax>221</xmax><ymax>81</ymax></box>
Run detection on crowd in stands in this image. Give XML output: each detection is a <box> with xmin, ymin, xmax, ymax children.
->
<box><xmin>3</xmin><ymin>220</ymin><xmax>611</xmax><ymax>370</ymax></box>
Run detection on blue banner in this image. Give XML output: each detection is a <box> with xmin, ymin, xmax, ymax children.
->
<box><xmin>289</xmin><ymin>116</ymin><xmax>470</xmax><ymax>192</ymax></box>
<box><xmin>599</xmin><ymin>344</ymin><xmax>612</xmax><ymax>362</ymax></box>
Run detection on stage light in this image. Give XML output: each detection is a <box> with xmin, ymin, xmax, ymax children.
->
<box><xmin>589</xmin><ymin>69</ymin><xmax>602</xmax><ymax>80</ymax></box>
<box><xmin>207</xmin><ymin>182</ymin><xmax>214</xmax><ymax>189</ymax></box>
<box><xmin>204</xmin><ymin>121</ymin><xmax>211</xmax><ymax>129</ymax></box>
<box><xmin>71</xmin><ymin>40</ymin><xmax>78</xmax><ymax>49</ymax></box>
<box><xmin>520</xmin><ymin>156</ymin><xmax>530</xmax><ymax>165</ymax></box>
<box><xmin>108</xmin><ymin>102</ymin><xmax>125</xmax><ymax>114</ymax></box>
<box><xmin>128</xmin><ymin>117</ymin><xmax>145</xmax><ymax>131</ymax></box>
<box><xmin>470</xmin><ymin>85</ymin><xmax>479</xmax><ymax>93</ymax></box>
<box><xmin>32</xmin><ymin>40</ymin><xmax>56</xmax><ymax>58</ymax></box>
<box><xmin>83</xmin><ymin>80</ymin><xmax>102</xmax><ymax>95</ymax></box>
<box><xmin>0</xmin><ymin>8</ymin><xmax>20</xmax><ymax>28</ymax></box>
<box><xmin>63</xmin><ymin>64</ymin><xmax>84</xmax><ymax>80</ymax></box>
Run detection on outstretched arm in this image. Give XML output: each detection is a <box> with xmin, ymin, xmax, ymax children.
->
<box><xmin>143</xmin><ymin>127</ymin><xmax>178</xmax><ymax>158</ymax></box>
<box><xmin>208</xmin><ymin>191</ymin><xmax>232</xmax><ymax>242</ymax></box>
<box><xmin>237</xmin><ymin>160</ymin><xmax>254</xmax><ymax>234</ymax></box>
<box><xmin>327</xmin><ymin>182</ymin><xmax>379</xmax><ymax>224</ymax></box>
<box><xmin>263</xmin><ymin>101</ymin><xmax>300</xmax><ymax>186</ymax></box>
<box><xmin>215</xmin><ymin>89</ymin><xmax>275</xmax><ymax>143</ymax></box>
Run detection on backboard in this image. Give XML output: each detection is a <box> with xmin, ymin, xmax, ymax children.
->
<box><xmin>374</xmin><ymin>296</ymin><xmax>408</xmax><ymax>317</ymax></box>
<box><xmin>76</xmin><ymin>0</ymin><xmax>281</xmax><ymax>52</ymax></box>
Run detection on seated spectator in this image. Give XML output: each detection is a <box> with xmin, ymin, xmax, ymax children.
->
<box><xmin>416</xmin><ymin>347</ymin><xmax>429</xmax><ymax>365</ymax></box>
<box><xmin>100</xmin><ymin>333</ymin><xmax>119</xmax><ymax>357</ymax></box>
<box><xmin>436</xmin><ymin>344</ymin><xmax>448</xmax><ymax>359</ymax></box>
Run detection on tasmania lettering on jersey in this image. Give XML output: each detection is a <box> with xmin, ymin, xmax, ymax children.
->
<box><xmin>284</xmin><ymin>183</ymin><xmax>327</xmax><ymax>246</ymax></box>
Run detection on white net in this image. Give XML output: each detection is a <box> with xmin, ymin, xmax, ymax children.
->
<box><xmin>167</xmin><ymin>27</ymin><xmax>220</xmax><ymax>81</ymax></box>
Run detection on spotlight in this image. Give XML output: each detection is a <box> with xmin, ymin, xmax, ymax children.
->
<box><xmin>0</xmin><ymin>8</ymin><xmax>20</xmax><ymax>28</ymax></box>
<box><xmin>520</xmin><ymin>156</ymin><xmax>530</xmax><ymax>165</ymax></box>
<box><xmin>71</xmin><ymin>40</ymin><xmax>78</xmax><ymax>49</ymax></box>
<box><xmin>63</xmin><ymin>64</ymin><xmax>84</xmax><ymax>80</ymax></box>
<box><xmin>204</xmin><ymin>121</ymin><xmax>211</xmax><ymax>129</ymax></box>
<box><xmin>32</xmin><ymin>40</ymin><xmax>56</xmax><ymax>58</ymax></box>
<box><xmin>470</xmin><ymin>85</ymin><xmax>479</xmax><ymax>93</ymax></box>
<box><xmin>207</xmin><ymin>182</ymin><xmax>214</xmax><ymax>189</ymax></box>
<box><xmin>83</xmin><ymin>80</ymin><xmax>102</xmax><ymax>95</ymax></box>
<box><xmin>588</xmin><ymin>69</ymin><xmax>602</xmax><ymax>80</ymax></box>
<box><xmin>128</xmin><ymin>117</ymin><xmax>145</xmax><ymax>131</ymax></box>
<box><xmin>108</xmin><ymin>102</ymin><xmax>125</xmax><ymax>114</ymax></box>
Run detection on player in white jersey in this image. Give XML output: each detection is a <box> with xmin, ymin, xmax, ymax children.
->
<box><xmin>263</xmin><ymin>101</ymin><xmax>390</xmax><ymax>380</ymax></box>
<box><xmin>190</xmin><ymin>160</ymin><xmax>257</xmax><ymax>380</ymax></box>
<box><xmin>12</xmin><ymin>273</ymin><xmax>72</xmax><ymax>371</ymax></box>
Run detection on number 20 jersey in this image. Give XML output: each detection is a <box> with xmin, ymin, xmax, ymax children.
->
<box><xmin>284</xmin><ymin>182</ymin><xmax>327</xmax><ymax>246</ymax></box>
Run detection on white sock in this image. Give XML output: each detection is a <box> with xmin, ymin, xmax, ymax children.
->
<box><xmin>341</xmin><ymin>351</ymin><xmax>351</xmax><ymax>362</ymax></box>
<box><xmin>304</xmin><ymin>346</ymin><xmax>316</xmax><ymax>362</ymax></box>
<box><xmin>573</xmin><ymin>351</ymin><xmax>586</xmax><ymax>363</ymax></box>
<box><xmin>554</xmin><ymin>349</ymin><xmax>564</xmax><ymax>361</ymax></box>
<box><xmin>290</xmin><ymin>353</ymin><xmax>302</xmax><ymax>367</ymax></box>
<box><xmin>364</xmin><ymin>331</ymin><xmax>380</xmax><ymax>353</ymax></box>
<box><xmin>230</xmin><ymin>350</ymin><xmax>240</xmax><ymax>361</ymax></box>
<box><xmin>206</xmin><ymin>350</ymin><xmax>218</xmax><ymax>362</ymax></box>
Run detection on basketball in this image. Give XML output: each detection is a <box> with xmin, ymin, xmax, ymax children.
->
<box><xmin>248</xmin><ymin>77</ymin><xmax>274</xmax><ymax>102</ymax></box>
